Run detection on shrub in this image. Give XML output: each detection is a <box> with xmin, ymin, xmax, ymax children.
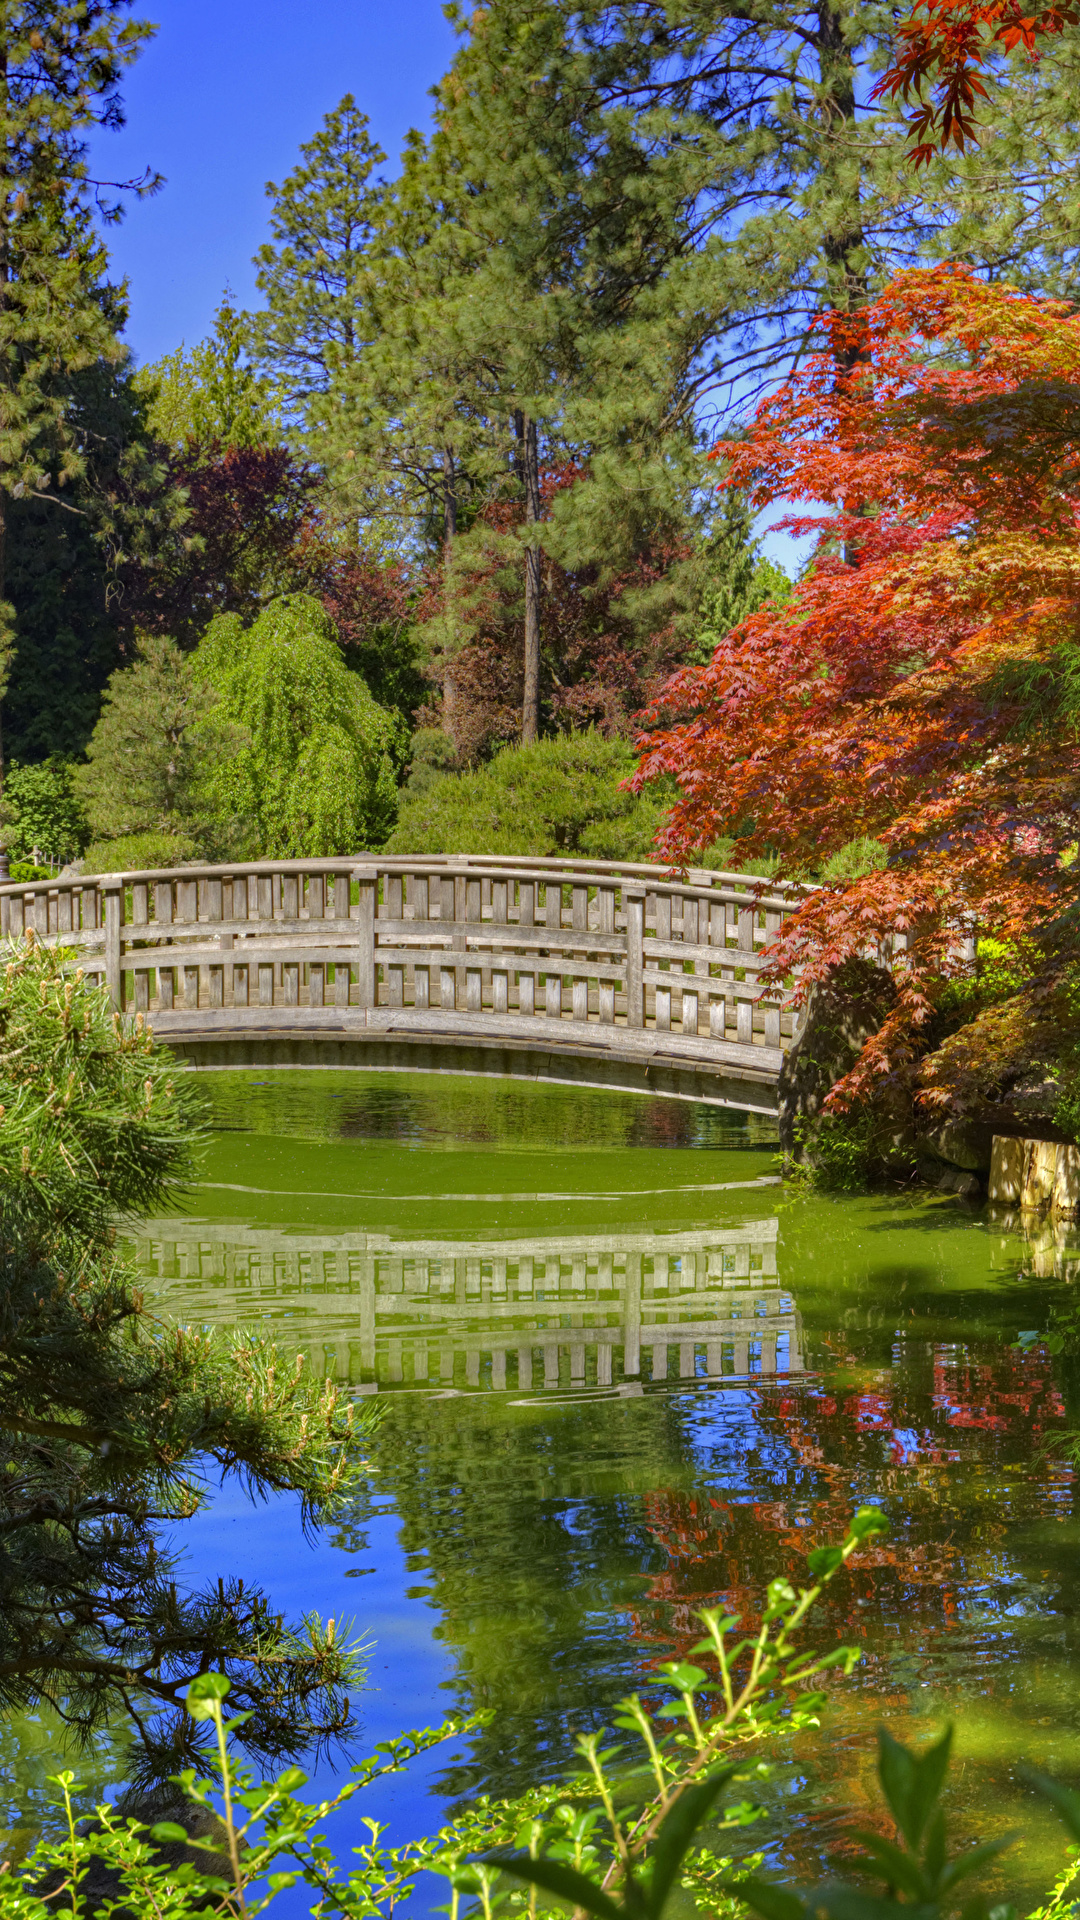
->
<box><xmin>82</xmin><ymin>829</ymin><xmax>200</xmax><ymax>873</ymax></box>
<box><xmin>388</xmin><ymin>731</ymin><xmax>670</xmax><ymax>859</ymax></box>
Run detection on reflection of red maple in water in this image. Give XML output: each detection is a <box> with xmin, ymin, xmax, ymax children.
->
<box><xmin>619</xmin><ymin>1341</ymin><xmax>1072</xmax><ymax>1878</ymax></box>
<box><xmin>623</xmin><ymin>1341</ymin><xmax>1069</xmax><ymax>1673</ymax></box>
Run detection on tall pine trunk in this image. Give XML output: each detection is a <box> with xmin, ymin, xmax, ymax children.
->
<box><xmin>816</xmin><ymin>0</ymin><xmax>869</xmax><ymax>567</ymax></box>
<box><xmin>442</xmin><ymin>442</ymin><xmax>458</xmax><ymax>751</ymax></box>
<box><xmin>515</xmin><ymin>411</ymin><xmax>542</xmax><ymax>744</ymax></box>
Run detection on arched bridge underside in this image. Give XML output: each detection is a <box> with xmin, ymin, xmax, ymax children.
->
<box><xmin>0</xmin><ymin>854</ymin><xmax>808</xmax><ymax>1113</ymax></box>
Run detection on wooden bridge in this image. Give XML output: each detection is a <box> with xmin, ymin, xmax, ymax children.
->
<box><xmin>0</xmin><ymin>854</ymin><xmax>806</xmax><ymax>1113</ymax></box>
<box><xmin>131</xmin><ymin>1214</ymin><xmax>800</xmax><ymax>1395</ymax></box>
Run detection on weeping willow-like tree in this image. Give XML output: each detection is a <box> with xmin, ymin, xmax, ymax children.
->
<box><xmin>194</xmin><ymin>593</ymin><xmax>403</xmax><ymax>856</ymax></box>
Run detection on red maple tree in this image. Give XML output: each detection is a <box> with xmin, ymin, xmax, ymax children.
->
<box><xmin>874</xmin><ymin>0</ymin><xmax>1079</xmax><ymax>161</ymax></box>
<box><xmin>636</xmin><ymin>265</ymin><xmax>1080</xmax><ymax>1116</ymax></box>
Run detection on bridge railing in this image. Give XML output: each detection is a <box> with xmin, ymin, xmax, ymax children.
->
<box><xmin>0</xmin><ymin>855</ymin><xmax>806</xmax><ymax>1052</ymax></box>
<box><xmin>131</xmin><ymin>1214</ymin><xmax>802</xmax><ymax>1391</ymax></box>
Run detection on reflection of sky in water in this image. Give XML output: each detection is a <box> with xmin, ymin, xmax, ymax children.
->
<box><xmin>5</xmin><ymin>1070</ymin><xmax>1080</xmax><ymax>1912</ymax></box>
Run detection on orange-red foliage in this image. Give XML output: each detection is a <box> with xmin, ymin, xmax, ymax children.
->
<box><xmin>636</xmin><ymin>266</ymin><xmax>1080</xmax><ymax>1107</ymax></box>
<box><xmin>874</xmin><ymin>0</ymin><xmax>1079</xmax><ymax>161</ymax></box>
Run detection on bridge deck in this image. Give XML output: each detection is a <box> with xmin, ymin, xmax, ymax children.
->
<box><xmin>1</xmin><ymin>853</ymin><xmax>804</xmax><ymax>1109</ymax></box>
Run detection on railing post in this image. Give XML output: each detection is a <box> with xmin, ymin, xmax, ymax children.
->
<box><xmin>625</xmin><ymin>887</ymin><xmax>644</xmax><ymax>1029</ymax></box>
<box><xmin>104</xmin><ymin>881</ymin><xmax>123</xmax><ymax>1010</ymax></box>
<box><xmin>354</xmin><ymin>864</ymin><xmax>377</xmax><ymax>1009</ymax></box>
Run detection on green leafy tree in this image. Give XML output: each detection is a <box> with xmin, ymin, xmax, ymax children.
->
<box><xmin>0</xmin><ymin>935</ymin><xmax>376</xmax><ymax>1782</ymax></box>
<box><xmin>195</xmin><ymin>593</ymin><xmax>403</xmax><ymax>856</ymax></box>
<box><xmin>74</xmin><ymin>634</ymin><xmax>233</xmax><ymax>867</ymax></box>
<box><xmin>137</xmin><ymin>295</ymin><xmax>279</xmax><ymax>451</ymax></box>
<box><xmin>388</xmin><ymin>730</ymin><xmax>669</xmax><ymax>858</ymax></box>
<box><xmin>1</xmin><ymin>757</ymin><xmax>88</xmax><ymax>863</ymax></box>
<box><xmin>0</xmin><ymin>0</ymin><xmax>161</xmax><ymax>787</ymax></box>
<box><xmin>247</xmin><ymin>96</ymin><xmax>386</xmax><ymax>439</ymax></box>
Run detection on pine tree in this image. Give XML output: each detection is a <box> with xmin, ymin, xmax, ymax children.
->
<box><xmin>689</xmin><ymin>494</ymin><xmax>791</xmax><ymax>666</ymax></box>
<box><xmin>247</xmin><ymin>96</ymin><xmax>387</xmax><ymax>439</ymax></box>
<box><xmin>0</xmin><ymin>0</ymin><xmax>160</xmax><ymax>790</ymax></box>
<box><xmin>1</xmin><ymin>935</ymin><xmax>376</xmax><ymax>1781</ymax></box>
<box><xmin>74</xmin><ymin>634</ymin><xmax>232</xmax><ymax>861</ymax></box>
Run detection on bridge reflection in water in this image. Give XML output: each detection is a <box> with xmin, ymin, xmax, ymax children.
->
<box><xmin>132</xmin><ymin>1217</ymin><xmax>800</xmax><ymax>1397</ymax></box>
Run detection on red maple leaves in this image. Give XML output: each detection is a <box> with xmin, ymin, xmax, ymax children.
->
<box><xmin>874</xmin><ymin>0</ymin><xmax>1080</xmax><ymax>163</ymax></box>
<box><xmin>636</xmin><ymin>266</ymin><xmax>1080</xmax><ymax>1108</ymax></box>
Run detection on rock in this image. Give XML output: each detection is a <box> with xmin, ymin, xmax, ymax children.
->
<box><xmin>40</xmin><ymin>1785</ymin><xmax>240</xmax><ymax>1915</ymax></box>
<box><xmin>778</xmin><ymin>959</ymin><xmax>898</xmax><ymax>1163</ymax></box>
<box><xmin>921</xmin><ymin>1118</ymin><xmax>996</xmax><ymax>1173</ymax></box>
<box><xmin>934</xmin><ymin>1166</ymin><xmax>982</xmax><ymax>1198</ymax></box>
<box><xmin>989</xmin><ymin>1135</ymin><xmax>1080</xmax><ymax>1218</ymax></box>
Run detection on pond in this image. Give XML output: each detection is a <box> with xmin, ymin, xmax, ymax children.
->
<box><xmin>5</xmin><ymin>1069</ymin><xmax>1080</xmax><ymax>1904</ymax></box>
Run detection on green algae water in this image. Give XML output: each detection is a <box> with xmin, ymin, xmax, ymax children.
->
<box><xmin>6</xmin><ymin>1069</ymin><xmax>1080</xmax><ymax>1902</ymax></box>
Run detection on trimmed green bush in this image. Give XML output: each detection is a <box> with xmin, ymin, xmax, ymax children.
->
<box><xmin>388</xmin><ymin>731</ymin><xmax>670</xmax><ymax>859</ymax></box>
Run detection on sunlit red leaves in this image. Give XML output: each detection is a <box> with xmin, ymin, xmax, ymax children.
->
<box><xmin>873</xmin><ymin>0</ymin><xmax>1080</xmax><ymax>163</ymax></box>
<box><xmin>637</xmin><ymin>268</ymin><xmax>1080</xmax><ymax>1110</ymax></box>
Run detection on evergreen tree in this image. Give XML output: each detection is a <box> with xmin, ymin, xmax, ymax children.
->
<box><xmin>689</xmin><ymin>494</ymin><xmax>791</xmax><ymax>666</ymax></box>
<box><xmin>74</xmin><ymin>634</ymin><xmax>234</xmax><ymax>863</ymax></box>
<box><xmin>248</xmin><ymin>96</ymin><xmax>387</xmax><ymax>439</ymax></box>
<box><xmin>4</xmin><ymin>348</ymin><xmax>185</xmax><ymax>762</ymax></box>
<box><xmin>326</xmin><ymin>0</ymin><xmax>699</xmax><ymax>748</ymax></box>
<box><xmin>0</xmin><ymin>936</ymin><xmax>375</xmax><ymax>1781</ymax></box>
<box><xmin>0</xmin><ymin>0</ymin><xmax>160</xmax><ymax>787</ymax></box>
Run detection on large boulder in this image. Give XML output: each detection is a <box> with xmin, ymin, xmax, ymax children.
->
<box><xmin>41</xmin><ymin>1785</ymin><xmax>241</xmax><ymax>1915</ymax></box>
<box><xmin>778</xmin><ymin>958</ymin><xmax>899</xmax><ymax>1163</ymax></box>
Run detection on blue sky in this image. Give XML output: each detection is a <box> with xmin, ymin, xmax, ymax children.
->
<box><xmin>92</xmin><ymin>0</ymin><xmax>456</xmax><ymax>367</ymax></box>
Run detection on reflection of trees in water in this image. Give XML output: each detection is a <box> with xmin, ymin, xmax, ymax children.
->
<box><xmin>356</xmin><ymin>1294</ymin><xmax>1074</xmax><ymax>1822</ymax></box>
<box><xmin>361</xmin><ymin>1393</ymin><xmax>701</xmax><ymax>1801</ymax></box>
<box><xmin>201</xmin><ymin>1070</ymin><xmax>776</xmax><ymax>1154</ymax></box>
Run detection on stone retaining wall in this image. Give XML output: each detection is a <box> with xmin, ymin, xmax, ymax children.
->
<box><xmin>988</xmin><ymin>1135</ymin><xmax>1080</xmax><ymax>1217</ymax></box>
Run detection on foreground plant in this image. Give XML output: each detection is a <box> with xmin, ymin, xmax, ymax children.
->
<box><xmin>0</xmin><ymin>933</ymin><xmax>379</xmax><ymax>1784</ymax></box>
<box><xmin>0</xmin><ymin>1510</ymin><xmax>889</xmax><ymax>1916</ymax></box>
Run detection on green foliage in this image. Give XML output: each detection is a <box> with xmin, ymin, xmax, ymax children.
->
<box><xmin>403</xmin><ymin>727</ymin><xmax>461</xmax><ymax>798</ymax></box>
<box><xmin>0</xmin><ymin>0</ymin><xmax>160</xmax><ymax>710</ymax></box>
<box><xmin>0</xmin><ymin>1510</ymin><xmax>891</xmax><ymax>1917</ymax></box>
<box><xmin>194</xmin><ymin>594</ymin><xmax>403</xmax><ymax>856</ymax></box>
<box><xmin>820</xmin><ymin>837</ymin><xmax>889</xmax><ymax>884</ymax></box>
<box><xmin>790</xmin><ymin>1111</ymin><xmax>881</xmax><ymax>1192</ymax></box>
<box><xmin>0</xmin><ymin>759</ymin><xmax>88</xmax><ymax>864</ymax></box>
<box><xmin>248</xmin><ymin>96</ymin><xmax>386</xmax><ymax>438</ymax></box>
<box><xmin>4</xmin><ymin>353</ymin><xmax>186</xmax><ymax>767</ymax></box>
<box><xmin>82</xmin><ymin>828</ymin><xmax>199</xmax><ymax>873</ymax></box>
<box><xmin>0</xmin><ymin>935</ymin><xmax>380</xmax><ymax>1780</ymax></box>
<box><xmin>388</xmin><ymin>731</ymin><xmax>669</xmax><ymax>858</ymax></box>
<box><xmin>0</xmin><ymin>931</ymin><xmax>203</xmax><ymax>1251</ymax></box>
<box><xmin>73</xmin><ymin>635</ymin><xmax>232</xmax><ymax>859</ymax></box>
<box><xmin>138</xmin><ymin>296</ymin><xmax>280</xmax><ymax>451</ymax></box>
<box><xmin>689</xmin><ymin>497</ymin><xmax>792</xmax><ymax>667</ymax></box>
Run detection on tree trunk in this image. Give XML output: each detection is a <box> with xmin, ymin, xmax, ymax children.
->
<box><xmin>515</xmin><ymin>411</ymin><xmax>541</xmax><ymax>744</ymax></box>
<box><xmin>442</xmin><ymin>443</ymin><xmax>458</xmax><ymax>750</ymax></box>
<box><xmin>816</xmin><ymin>1</ymin><xmax>869</xmax><ymax>567</ymax></box>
